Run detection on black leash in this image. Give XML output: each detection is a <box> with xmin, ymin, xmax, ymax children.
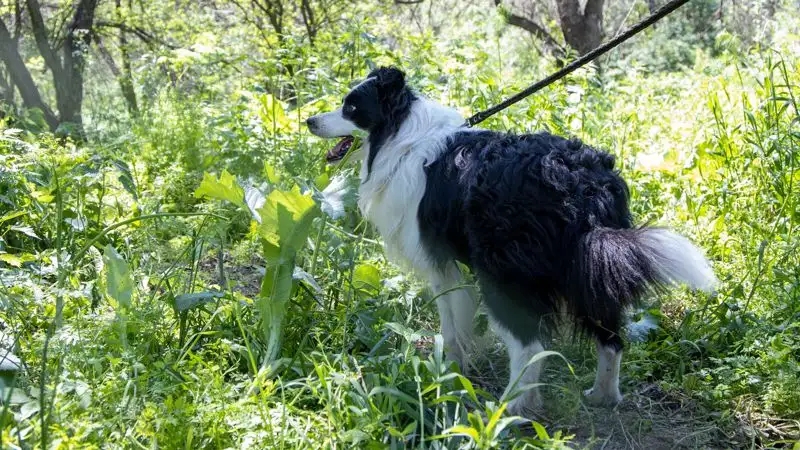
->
<box><xmin>465</xmin><ymin>0</ymin><xmax>691</xmax><ymax>127</ymax></box>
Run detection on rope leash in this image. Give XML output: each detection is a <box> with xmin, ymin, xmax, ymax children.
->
<box><xmin>465</xmin><ymin>0</ymin><xmax>691</xmax><ymax>128</ymax></box>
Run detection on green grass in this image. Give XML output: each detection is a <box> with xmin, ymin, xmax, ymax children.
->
<box><xmin>1</xmin><ymin>4</ymin><xmax>799</xmax><ymax>449</ymax></box>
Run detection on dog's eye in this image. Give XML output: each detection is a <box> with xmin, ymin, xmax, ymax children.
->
<box><xmin>344</xmin><ymin>104</ymin><xmax>356</xmax><ymax>114</ymax></box>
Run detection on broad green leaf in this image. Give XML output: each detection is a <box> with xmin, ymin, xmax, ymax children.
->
<box><xmin>264</xmin><ymin>163</ymin><xmax>281</xmax><ymax>184</ymax></box>
<box><xmin>103</xmin><ymin>245</ymin><xmax>133</xmax><ymax>309</ymax></box>
<box><xmin>280</xmin><ymin>201</ymin><xmax>318</xmax><ymax>257</ymax></box>
<box><xmin>194</xmin><ymin>170</ymin><xmax>245</xmax><ymax>207</ymax></box>
<box><xmin>457</xmin><ymin>374</ymin><xmax>478</xmax><ymax>403</ymax></box>
<box><xmin>352</xmin><ymin>264</ymin><xmax>381</xmax><ymax>293</ymax></box>
<box><xmin>0</xmin><ymin>351</ymin><xmax>20</xmax><ymax>372</ymax></box>
<box><xmin>385</xmin><ymin>322</ymin><xmax>425</xmax><ymax>343</ymax></box>
<box><xmin>492</xmin><ymin>417</ymin><xmax>523</xmax><ymax>439</ymax></box>
<box><xmin>368</xmin><ymin>386</ymin><xmax>419</xmax><ymax>405</ymax></box>
<box><xmin>445</xmin><ymin>425</ymin><xmax>479</xmax><ymax>441</ymax></box>
<box><xmin>256</xmin><ymin>186</ymin><xmax>318</xmax><ymax>252</ymax></box>
<box><xmin>0</xmin><ymin>387</ymin><xmax>29</xmax><ymax>405</ymax></box>
<box><xmin>0</xmin><ymin>211</ymin><xmax>26</xmax><ymax>225</ymax></box>
<box><xmin>65</xmin><ymin>217</ymin><xmax>87</xmax><ymax>232</ymax></box>
<box><xmin>258</xmin><ymin>261</ymin><xmax>295</xmax><ymax>363</ymax></box>
<box><xmin>244</xmin><ymin>187</ymin><xmax>266</xmax><ymax>223</ymax></box>
<box><xmin>486</xmin><ymin>402</ymin><xmax>507</xmax><ymax>434</ymax></box>
<box><xmin>314</xmin><ymin>172</ymin><xmax>330</xmax><ymax>190</ymax></box>
<box><xmin>256</xmin><ymin>93</ymin><xmax>289</xmax><ymax>130</ymax></box>
<box><xmin>0</xmin><ymin>253</ymin><xmax>23</xmax><ymax>267</ymax></box>
<box><xmin>319</xmin><ymin>175</ymin><xmax>356</xmax><ymax>220</ymax></box>
<box><xmin>387</xmin><ymin>420</ymin><xmax>418</xmax><ymax>439</ymax></box>
<box><xmin>293</xmin><ymin>267</ymin><xmax>322</xmax><ymax>293</ymax></box>
<box><xmin>253</xmin><ymin>186</ymin><xmax>319</xmax><ymax>364</ymax></box>
<box><xmin>258</xmin><ymin>208</ymin><xmax>315</xmax><ymax>362</ymax></box>
<box><xmin>31</xmin><ymin>190</ymin><xmax>54</xmax><ymax>203</ymax></box>
<box><xmin>429</xmin><ymin>395</ymin><xmax>461</xmax><ymax>405</ymax></box>
<box><xmin>110</xmin><ymin>159</ymin><xmax>138</xmax><ymax>200</ymax></box>
<box><xmin>532</xmin><ymin>421</ymin><xmax>550</xmax><ymax>440</ymax></box>
<box><xmin>468</xmin><ymin>409</ymin><xmax>485</xmax><ymax>433</ymax></box>
<box><xmin>261</xmin><ymin>241</ymin><xmax>281</xmax><ymax>263</ymax></box>
<box><xmin>174</xmin><ymin>291</ymin><xmax>224</xmax><ymax>312</ymax></box>
<box><xmin>10</xmin><ymin>225</ymin><xmax>39</xmax><ymax>239</ymax></box>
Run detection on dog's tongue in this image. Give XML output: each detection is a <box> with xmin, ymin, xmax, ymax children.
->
<box><xmin>326</xmin><ymin>136</ymin><xmax>354</xmax><ymax>162</ymax></box>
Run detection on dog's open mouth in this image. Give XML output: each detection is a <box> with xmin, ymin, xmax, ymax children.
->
<box><xmin>326</xmin><ymin>136</ymin><xmax>355</xmax><ymax>163</ymax></box>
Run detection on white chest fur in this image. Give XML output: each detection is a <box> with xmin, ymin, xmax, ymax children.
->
<box><xmin>357</xmin><ymin>99</ymin><xmax>463</xmax><ymax>275</ymax></box>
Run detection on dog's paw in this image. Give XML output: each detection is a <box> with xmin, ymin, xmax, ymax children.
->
<box><xmin>583</xmin><ymin>387</ymin><xmax>623</xmax><ymax>406</ymax></box>
<box><xmin>446</xmin><ymin>346</ymin><xmax>472</xmax><ymax>375</ymax></box>
<box><xmin>506</xmin><ymin>391</ymin><xmax>543</xmax><ymax>418</ymax></box>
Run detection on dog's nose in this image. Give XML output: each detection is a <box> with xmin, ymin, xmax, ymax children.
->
<box><xmin>306</xmin><ymin>116</ymin><xmax>317</xmax><ymax>129</ymax></box>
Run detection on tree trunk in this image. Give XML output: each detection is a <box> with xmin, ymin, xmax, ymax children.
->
<box><xmin>0</xmin><ymin>18</ymin><xmax>59</xmax><ymax>130</ymax></box>
<box><xmin>97</xmin><ymin>0</ymin><xmax>139</xmax><ymax>117</ymax></box>
<box><xmin>555</xmin><ymin>0</ymin><xmax>605</xmax><ymax>56</ymax></box>
<box><xmin>118</xmin><ymin>32</ymin><xmax>139</xmax><ymax>117</ymax></box>
<box><xmin>25</xmin><ymin>0</ymin><xmax>99</xmax><ymax>135</ymax></box>
<box><xmin>97</xmin><ymin>37</ymin><xmax>139</xmax><ymax>117</ymax></box>
<box><xmin>117</xmin><ymin>1</ymin><xmax>138</xmax><ymax>117</ymax></box>
<box><xmin>58</xmin><ymin>0</ymin><xmax>100</xmax><ymax>129</ymax></box>
<box><xmin>299</xmin><ymin>0</ymin><xmax>317</xmax><ymax>44</ymax></box>
<box><xmin>0</xmin><ymin>66</ymin><xmax>15</xmax><ymax>115</ymax></box>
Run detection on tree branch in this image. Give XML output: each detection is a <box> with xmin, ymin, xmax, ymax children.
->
<box><xmin>0</xmin><ymin>17</ymin><xmax>58</xmax><ymax>130</ymax></box>
<box><xmin>25</xmin><ymin>0</ymin><xmax>63</xmax><ymax>77</ymax></box>
<box><xmin>228</xmin><ymin>0</ymin><xmax>275</xmax><ymax>47</ymax></box>
<box><xmin>115</xmin><ymin>0</ymin><xmax>138</xmax><ymax>116</ymax></box>
<box><xmin>495</xmin><ymin>0</ymin><xmax>566</xmax><ymax>59</ymax></box>
<box><xmin>13</xmin><ymin>0</ymin><xmax>22</xmax><ymax>42</ymax></box>
<box><xmin>0</xmin><ymin>65</ymin><xmax>15</xmax><ymax>106</ymax></box>
<box><xmin>249</xmin><ymin>0</ymin><xmax>284</xmax><ymax>37</ymax></box>
<box><xmin>96</xmin><ymin>35</ymin><xmax>138</xmax><ymax>116</ymax></box>
<box><xmin>95</xmin><ymin>21</ymin><xmax>179</xmax><ymax>49</ymax></box>
<box><xmin>299</xmin><ymin>0</ymin><xmax>317</xmax><ymax>44</ymax></box>
<box><xmin>96</xmin><ymin>36</ymin><xmax>122</xmax><ymax>78</ymax></box>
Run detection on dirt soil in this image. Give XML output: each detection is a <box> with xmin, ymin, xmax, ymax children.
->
<box><xmin>468</xmin><ymin>340</ymin><xmax>758</xmax><ymax>449</ymax></box>
<box><xmin>551</xmin><ymin>383</ymin><xmax>748</xmax><ymax>449</ymax></box>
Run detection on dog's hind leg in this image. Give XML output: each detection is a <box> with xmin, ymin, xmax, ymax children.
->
<box><xmin>429</xmin><ymin>262</ymin><xmax>478</xmax><ymax>373</ymax></box>
<box><xmin>492</xmin><ymin>321</ymin><xmax>545</xmax><ymax>415</ymax></box>
<box><xmin>580</xmin><ymin>315</ymin><xmax>624</xmax><ymax>405</ymax></box>
<box><xmin>478</xmin><ymin>279</ymin><xmax>549</xmax><ymax>415</ymax></box>
<box><xmin>584</xmin><ymin>339</ymin><xmax>624</xmax><ymax>406</ymax></box>
<box><xmin>575</xmin><ymin>300</ymin><xmax>625</xmax><ymax>406</ymax></box>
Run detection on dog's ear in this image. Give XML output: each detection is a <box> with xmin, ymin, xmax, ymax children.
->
<box><xmin>370</xmin><ymin>67</ymin><xmax>406</xmax><ymax>92</ymax></box>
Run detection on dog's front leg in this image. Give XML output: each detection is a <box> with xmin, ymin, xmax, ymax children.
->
<box><xmin>429</xmin><ymin>263</ymin><xmax>478</xmax><ymax>372</ymax></box>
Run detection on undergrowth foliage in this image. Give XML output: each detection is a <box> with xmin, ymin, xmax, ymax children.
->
<box><xmin>0</xmin><ymin>2</ymin><xmax>798</xmax><ymax>448</ymax></box>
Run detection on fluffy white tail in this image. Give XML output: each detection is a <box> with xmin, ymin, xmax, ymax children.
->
<box><xmin>640</xmin><ymin>228</ymin><xmax>717</xmax><ymax>292</ymax></box>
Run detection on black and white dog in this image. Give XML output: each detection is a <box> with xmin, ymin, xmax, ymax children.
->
<box><xmin>306</xmin><ymin>67</ymin><xmax>716</xmax><ymax>415</ymax></box>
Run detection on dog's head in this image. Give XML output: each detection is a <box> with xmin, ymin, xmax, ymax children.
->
<box><xmin>306</xmin><ymin>67</ymin><xmax>416</xmax><ymax>173</ymax></box>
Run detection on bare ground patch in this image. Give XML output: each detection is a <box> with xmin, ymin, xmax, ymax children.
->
<box><xmin>468</xmin><ymin>339</ymin><xmax>758</xmax><ymax>449</ymax></box>
<box><xmin>549</xmin><ymin>384</ymin><xmax>748</xmax><ymax>449</ymax></box>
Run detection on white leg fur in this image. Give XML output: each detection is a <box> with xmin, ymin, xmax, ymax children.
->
<box><xmin>584</xmin><ymin>341</ymin><xmax>624</xmax><ymax>406</ymax></box>
<box><xmin>429</xmin><ymin>263</ymin><xmax>478</xmax><ymax>372</ymax></box>
<box><xmin>492</xmin><ymin>320</ymin><xmax>545</xmax><ymax>415</ymax></box>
